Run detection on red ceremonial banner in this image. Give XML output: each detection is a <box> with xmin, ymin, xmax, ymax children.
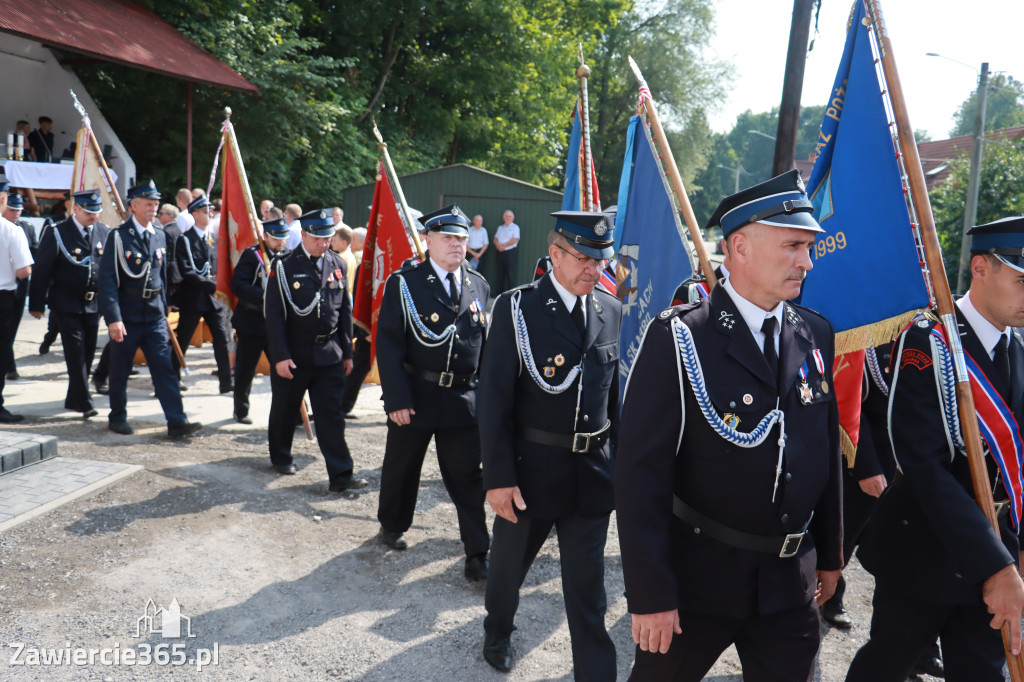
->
<box><xmin>353</xmin><ymin>163</ymin><xmax>415</xmax><ymax>362</ymax></box>
<box><xmin>217</xmin><ymin>139</ymin><xmax>259</xmax><ymax>306</ymax></box>
<box><xmin>833</xmin><ymin>350</ymin><xmax>866</xmax><ymax>458</ymax></box>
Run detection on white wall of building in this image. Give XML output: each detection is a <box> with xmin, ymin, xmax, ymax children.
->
<box><xmin>0</xmin><ymin>33</ymin><xmax>135</xmax><ymax>197</ymax></box>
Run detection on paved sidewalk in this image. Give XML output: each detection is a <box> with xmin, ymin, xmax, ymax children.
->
<box><xmin>0</xmin><ymin>457</ymin><xmax>142</xmax><ymax>532</ymax></box>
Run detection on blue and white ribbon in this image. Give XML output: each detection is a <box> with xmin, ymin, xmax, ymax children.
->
<box><xmin>866</xmin><ymin>345</ymin><xmax>890</xmax><ymax>397</ymax></box>
<box><xmin>53</xmin><ymin>228</ymin><xmax>91</xmax><ymax>269</ymax></box>
<box><xmin>510</xmin><ymin>290</ymin><xmax>581</xmax><ymax>395</ymax></box>
<box><xmin>399</xmin><ymin>275</ymin><xmax>456</xmax><ymax>349</ymax></box>
<box><xmin>274</xmin><ymin>259</ymin><xmax>319</xmax><ymax>317</ymax></box>
<box><xmin>672</xmin><ymin>317</ymin><xmax>787</xmax><ymax>500</ymax></box>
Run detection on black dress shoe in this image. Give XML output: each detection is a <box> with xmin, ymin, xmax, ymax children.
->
<box><xmin>465</xmin><ymin>554</ymin><xmax>489</xmax><ymax>582</ymax></box>
<box><xmin>821</xmin><ymin>600</ymin><xmax>852</xmax><ymax>629</ymax></box>
<box><xmin>234</xmin><ymin>413</ymin><xmax>253</xmax><ymax>424</ymax></box>
<box><xmin>0</xmin><ymin>408</ymin><xmax>25</xmax><ymax>423</ymax></box>
<box><xmin>329</xmin><ymin>477</ymin><xmax>369</xmax><ymax>492</ymax></box>
<box><xmin>39</xmin><ymin>340</ymin><xmax>51</xmax><ymax>355</ymax></box>
<box><xmin>483</xmin><ymin>633</ymin><xmax>512</xmax><ymax>673</ymax></box>
<box><xmin>220</xmin><ymin>383</ymin><xmax>234</xmax><ymax>394</ymax></box>
<box><xmin>82</xmin><ymin>408</ymin><xmax>99</xmax><ymax>419</ymax></box>
<box><xmin>93</xmin><ymin>379</ymin><xmax>109</xmax><ymax>395</ymax></box>
<box><xmin>6</xmin><ymin>370</ymin><xmax>19</xmax><ymax>380</ymax></box>
<box><xmin>380</xmin><ymin>530</ymin><xmax>407</xmax><ymax>550</ymax></box>
<box><xmin>913</xmin><ymin>655</ymin><xmax>944</xmax><ymax>678</ymax></box>
<box><xmin>179</xmin><ymin>382</ymin><xmax>188</xmax><ymax>392</ymax></box>
<box><xmin>108</xmin><ymin>421</ymin><xmax>134</xmax><ymax>435</ymax></box>
<box><xmin>273</xmin><ymin>463</ymin><xmax>297</xmax><ymax>475</ymax></box>
<box><xmin>167</xmin><ymin>421</ymin><xmax>203</xmax><ymax>438</ymax></box>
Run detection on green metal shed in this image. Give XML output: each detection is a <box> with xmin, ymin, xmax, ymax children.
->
<box><xmin>341</xmin><ymin>163</ymin><xmax>563</xmax><ymax>291</ymax></box>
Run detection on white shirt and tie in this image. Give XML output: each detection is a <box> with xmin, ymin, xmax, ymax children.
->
<box><xmin>958</xmin><ymin>291</ymin><xmax>1013</xmax><ymax>364</ymax></box>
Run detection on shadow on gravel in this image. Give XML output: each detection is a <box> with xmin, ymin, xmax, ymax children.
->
<box><xmin>63</xmin><ymin>456</ymin><xmax>371</xmax><ymax>535</ymax></box>
<box><xmin>188</xmin><ymin>534</ymin><xmax>569</xmax><ymax>680</ymax></box>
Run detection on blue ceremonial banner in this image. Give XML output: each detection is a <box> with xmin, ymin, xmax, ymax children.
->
<box><xmin>616</xmin><ymin>115</ymin><xmax>693</xmax><ymax>384</ymax></box>
<box><xmin>802</xmin><ymin>1</ymin><xmax>929</xmax><ymax>350</ymax></box>
<box><xmin>562</xmin><ymin>101</ymin><xmax>583</xmax><ymax>211</ymax></box>
<box><xmin>562</xmin><ymin>99</ymin><xmax>600</xmax><ymax>212</ymax></box>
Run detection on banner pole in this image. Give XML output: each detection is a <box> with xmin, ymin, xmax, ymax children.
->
<box><xmin>626</xmin><ymin>57</ymin><xmax>717</xmax><ymax>290</ymax></box>
<box><xmin>372</xmin><ymin>119</ymin><xmax>425</xmax><ymax>260</ymax></box>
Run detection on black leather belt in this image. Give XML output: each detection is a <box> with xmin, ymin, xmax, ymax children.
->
<box><xmin>672</xmin><ymin>495</ymin><xmax>810</xmax><ymax>558</ymax></box>
<box><xmin>239</xmin><ymin>301</ymin><xmax>263</xmax><ymax>311</ymax></box>
<box><xmin>519</xmin><ymin>421</ymin><xmax>611</xmax><ymax>453</ymax></box>
<box><xmin>403</xmin><ymin>362</ymin><xmax>475</xmax><ymax>388</ymax></box>
<box><xmin>310</xmin><ymin>328</ymin><xmax>338</xmax><ymax>344</ymax></box>
<box><xmin>121</xmin><ymin>286</ymin><xmax>162</xmax><ymax>299</ymax></box>
<box><xmin>58</xmin><ymin>283</ymin><xmax>96</xmax><ymax>301</ymax></box>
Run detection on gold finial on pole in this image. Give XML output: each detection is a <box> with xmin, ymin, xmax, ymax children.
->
<box><xmin>223</xmin><ymin>107</ymin><xmax>232</xmax><ymax>120</ymax></box>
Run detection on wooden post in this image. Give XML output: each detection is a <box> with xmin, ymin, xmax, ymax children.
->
<box><xmin>627</xmin><ymin>57</ymin><xmax>717</xmax><ymax>289</ymax></box>
<box><xmin>576</xmin><ymin>46</ymin><xmax>596</xmax><ymax>211</ymax></box>
<box><xmin>865</xmin><ymin>1</ymin><xmax>1024</xmax><ymax>675</ymax></box>
<box><xmin>773</xmin><ymin>0</ymin><xmax>815</xmax><ymax>175</ymax></box>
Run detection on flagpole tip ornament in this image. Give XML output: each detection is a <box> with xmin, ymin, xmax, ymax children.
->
<box><xmin>576</xmin><ymin>63</ymin><xmax>591</xmax><ymax>79</ymax></box>
<box><xmin>223</xmin><ymin>107</ymin><xmax>232</xmax><ymax>119</ymax></box>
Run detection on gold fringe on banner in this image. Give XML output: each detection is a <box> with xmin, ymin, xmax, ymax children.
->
<box><xmin>834</xmin><ymin>309</ymin><xmax>923</xmax><ymax>355</ymax></box>
<box><xmin>841</xmin><ymin>427</ymin><xmax>857</xmax><ymax>468</ymax></box>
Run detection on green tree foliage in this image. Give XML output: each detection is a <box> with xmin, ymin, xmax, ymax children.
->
<box><xmin>931</xmin><ymin>136</ymin><xmax>1024</xmax><ymax>283</ymax></box>
<box><xmin>587</xmin><ymin>0</ymin><xmax>728</xmax><ymax>204</ymax></box>
<box><xmin>951</xmin><ymin>74</ymin><xmax>1024</xmax><ymax>137</ymax></box>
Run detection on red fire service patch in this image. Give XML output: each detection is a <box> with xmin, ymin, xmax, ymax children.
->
<box><xmin>900</xmin><ymin>348</ymin><xmax>932</xmax><ymax>371</ymax></box>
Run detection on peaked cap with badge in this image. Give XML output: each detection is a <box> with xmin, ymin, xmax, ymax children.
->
<box><xmin>187</xmin><ymin>195</ymin><xmax>211</xmax><ymax>213</ymax></box>
<box><xmin>298</xmin><ymin>208</ymin><xmax>335</xmax><ymax>238</ymax></box>
<box><xmin>126</xmin><ymin>179</ymin><xmax>161</xmax><ymax>201</ymax></box>
<box><xmin>6</xmin><ymin>192</ymin><xmax>24</xmax><ymax>210</ymax></box>
<box><xmin>968</xmin><ymin>216</ymin><xmax>1024</xmax><ymax>272</ymax></box>
<box><xmin>551</xmin><ymin>209</ymin><xmax>616</xmax><ymax>260</ymax></box>
<box><xmin>419</xmin><ymin>204</ymin><xmax>471</xmax><ymax>236</ymax></box>
<box><xmin>262</xmin><ymin>218</ymin><xmax>291</xmax><ymax>240</ymax></box>
<box><xmin>706</xmin><ymin>169</ymin><xmax>823</xmax><ymax>238</ymax></box>
<box><xmin>71</xmin><ymin>190</ymin><xmax>103</xmax><ymax>214</ymax></box>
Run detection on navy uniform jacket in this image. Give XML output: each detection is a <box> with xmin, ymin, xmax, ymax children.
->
<box><xmin>230</xmin><ymin>245</ymin><xmax>270</xmax><ymax>337</ymax></box>
<box><xmin>29</xmin><ymin>218</ymin><xmax>111</xmax><ymax>315</ymax></box>
<box><xmin>159</xmin><ymin>221</ymin><xmax>183</xmax><ymax>292</ymax></box>
<box><xmin>173</xmin><ymin>228</ymin><xmax>218</xmax><ymax>311</ymax></box>
<box><xmin>376</xmin><ymin>259</ymin><xmax>489</xmax><ymax>430</ymax></box>
<box><xmin>97</xmin><ymin>220</ymin><xmax>169</xmax><ymax>325</ymax></box>
<box><xmin>852</xmin><ymin>343</ymin><xmax>898</xmax><ymax>482</ymax></box>
<box><xmin>478</xmin><ymin>273</ymin><xmax>621</xmax><ymax>519</ymax></box>
<box><xmin>616</xmin><ymin>284</ymin><xmax>843</xmax><ymax>619</ymax></box>
<box><xmin>265</xmin><ymin>247</ymin><xmax>352</xmax><ymax>367</ymax></box>
<box><xmin>857</xmin><ymin>310</ymin><xmax>1024</xmax><ymax>603</ymax></box>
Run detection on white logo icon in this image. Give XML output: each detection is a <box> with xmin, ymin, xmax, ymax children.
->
<box><xmin>134</xmin><ymin>598</ymin><xmax>195</xmax><ymax>639</ymax></box>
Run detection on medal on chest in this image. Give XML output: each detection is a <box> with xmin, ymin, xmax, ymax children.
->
<box><xmin>797</xmin><ymin>350</ymin><xmax>826</xmax><ymax>405</ymax></box>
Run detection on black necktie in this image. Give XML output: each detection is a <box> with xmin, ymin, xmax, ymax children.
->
<box><xmin>995</xmin><ymin>334</ymin><xmax>1011</xmax><ymax>384</ymax></box>
<box><xmin>83</xmin><ymin>225</ymin><xmax>91</xmax><ymax>240</ymax></box>
<box><xmin>313</xmin><ymin>257</ymin><xmax>322</xmax><ymax>277</ymax></box>
<box><xmin>572</xmin><ymin>296</ymin><xmax>586</xmax><ymax>338</ymax></box>
<box><xmin>762</xmin><ymin>316</ymin><xmax>779</xmax><ymax>385</ymax></box>
<box><xmin>447</xmin><ymin>272</ymin><xmax>459</xmax><ymax>310</ymax></box>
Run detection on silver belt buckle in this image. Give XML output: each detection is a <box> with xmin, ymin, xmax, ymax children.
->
<box><xmin>83</xmin><ymin>291</ymin><xmax>95</xmax><ymax>301</ymax></box>
<box><xmin>779</xmin><ymin>532</ymin><xmax>804</xmax><ymax>558</ymax></box>
<box><xmin>995</xmin><ymin>500</ymin><xmax>1011</xmax><ymax>519</ymax></box>
<box><xmin>572</xmin><ymin>433</ymin><xmax>591</xmax><ymax>453</ymax></box>
<box><xmin>438</xmin><ymin>371</ymin><xmax>454</xmax><ymax>388</ymax></box>
<box><xmin>142</xmin><ymin>288</ymin><xmax>155</xmax><ymax>299</ymax></box>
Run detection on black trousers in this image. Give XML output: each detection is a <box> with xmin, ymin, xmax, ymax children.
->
<box><xmin>93</xmin><ymin>341</ymin><xmax>111</xmax><ymax>383</ymax></box>
<box><xmin>233</xmin><ymin>331</ymin><xmax>267</xmax><ymax>419</ymax></box>
<box><xmin>340</xmin><ymin>326</ymin><xmax>371</xmax><ymax>414</ymax></box>
<box><xmin>173</xmin><ymin>306</ymin><xmax>232</xmax><ymax>386</ymax></box>
<box><xmin>267</xmin><ymin>361</ymin><xmax>354</xmax><ymax>483</ymax></box>
<box><xmin>496</xmin><ymin>248</ymin><xmax>518</xmax><ymax>294</ymax></box>
<box><xmin>0</xmin><ymin>290</ymin><xmax>20</xmax><ymax>408</ymax></box>
<box><xmin>846</xmin><ymin>581</ymin><xmax>1004</xmax><ymax>682</ymax></box>
<box><xmin>55</xmin><ymin>311</ymin><xmax>101</xmax><ymax>411</ymax></box>
<box><xmin>377</xmin><ymin>421</ymin><xmax>489</xmax><ymax>557</ymax></box>
<box><xmin>628</xmin><ymin>600</ymin><xmax>821</xmax><ymax>682</ymax></box>
<box><xmin>485</xmin><ymin>513</ymin><xmax>615</xmax><ymax>681</ymax></box>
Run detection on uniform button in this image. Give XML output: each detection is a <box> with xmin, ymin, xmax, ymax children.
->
<box><xmin>729</xmin><ymin>401</ymin><xmax>736</xmax><ymax>409</ymax></box>
<box><xmin>693</xmin><ymin>527</ymin><xmax>701</xmax><ymax>535</ymax></box>
<box><xmin>453</xmin><ymin>354</ymin><xmax>459</xmax><ymax>359</ymax></box>
<box><xmin>781</xmin><ymin>514</ymin><xmax>789</xmax><ymax>524</ymax></box>
<box><xmin>954</xmin><ymin>572</ymin><xmax>963</xmax><ymax>579</ymax></box>
<box><xmin>583</xmin><ymin>415</ymin><xmax>589</xmax><ymax>422</ymax></box>
<box><xmin>900</xmin><ymin>519</ymin><xmax>909</xmax><ymax>526</ymax></box>
<box><xmin>785</xmin><ymin>473</ymin><xmax>792</xmax><ymax>482</ymax></box>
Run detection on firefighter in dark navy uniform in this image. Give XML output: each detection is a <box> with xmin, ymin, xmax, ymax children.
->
<box><xmin>28</xmin><ymin>189</ymin><xmax>111</xmax><ymax>417</ymax></box>
<box><xmin>616</xmin><ymin>170</ymin><xmax>843</xmax><ymax>681</ymax></box>
<box><xmin>96</xmin><ymin>180</ymin><xmax>202</xmax><ymax>438</ymax></box>
<box><xmin>374</xmin><ymin>204</ymin><xmax>490</xmax><ymax>581</ymax></box>
<box><xmin>478</xmin><ymin>209</ymin><xmax>621</xmax><ymax>678</ymax></box>
<box><xmin>847</xmin><ymin>217</ymin><xmax>1024</xmax><ymax>682</ymax></box>
<box><xmin>172</xmin><ymin>195</ymin><xmax>233</xmax><ymax>394</ymax></box>
<box><xmin>264</xmin><ymin>208</ymin><xmax>366</xmax><ymax>491</ymax></box>
<box><xmin>230</xmin><ymin>218</ymin><xmax>290</xmax><ymax>424</ymax></box>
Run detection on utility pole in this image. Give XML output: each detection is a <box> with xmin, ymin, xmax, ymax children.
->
<box><xmin>956</xmin><ymin>62</ymin><xmax>989</xmax><ymax>294</ymax></box>
<box><xmin>773</xmin><ymin>0</ymin><xmax>815</xmax><ymax>176</ymax></box>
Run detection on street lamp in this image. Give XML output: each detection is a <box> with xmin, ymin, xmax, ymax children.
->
<box><xmin>718</xmin><ymin>163</ymin><xmax>750</xmax><ymax>193</ymax></box>
<box><xmin>927</xmin><ymin>52</ymin><xmax>988</xmax><ymax>294</ymax></box>
<box><xmin>748</xmin><ymin>130</ymin><xmax>776</xmax><ymax>142</ymax></box>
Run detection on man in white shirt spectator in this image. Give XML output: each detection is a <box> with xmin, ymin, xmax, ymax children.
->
<box><xmin>284</xmin><ymin>203</ymin><xmax>303</xmax><ymax>250</ymax></box>
<box><xmin>493</xmin><ymin>209</ymin><xmax>520</xmax><ymax>293</ymax></box>
<box><xmin>0</xmin><ymin>182</ymin><xmax>33</xmax><ymax>422</ymax></box>
<box><xmin>467</xmin><ymin>214</ymin><xmax>488</xmax><ymax>270</ymax></box>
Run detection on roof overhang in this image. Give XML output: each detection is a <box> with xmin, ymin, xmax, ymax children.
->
<box><xmin>0</xmin><ymin>0</ymin><xmax>256</xmax><ymax>92</ymax></box>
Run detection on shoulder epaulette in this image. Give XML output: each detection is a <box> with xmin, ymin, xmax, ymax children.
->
<box><xmin>655</xmin><ymin>301</ymin><xmax>702</xmax><ymax>323</ymax></box>
<box><xmin>465</xmin><ymin>267</ymin><xmax>486</xmax><ymax>282</ymax></box>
